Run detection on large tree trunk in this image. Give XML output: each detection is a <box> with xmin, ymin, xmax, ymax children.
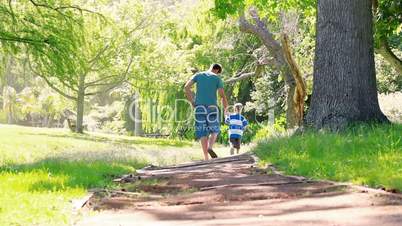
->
<box><xmin>76</xmin><ymin>74</ymin><xmax>85</xmax><ymax>133</ymax></box>
<box><xmin>306</xmin><ymin>0</ymin><xmax>388</xmax><ymax>130</ymax></box>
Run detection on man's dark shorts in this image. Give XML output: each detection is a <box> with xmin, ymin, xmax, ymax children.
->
<box><xmin>194</xmin><ymin>105</ymin><xmax>220</xmax><ymax>139</ymax></box>
<box><xmin>229</xmin><ymin>137</ymin><xmax>241</xmax><ymax>149</ymax></box>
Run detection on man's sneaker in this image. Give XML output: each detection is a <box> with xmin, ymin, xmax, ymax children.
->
<box><xmin>208</xmin><ymin>148</ymin><xmax>218</xmax><ymax>158</ymax></box>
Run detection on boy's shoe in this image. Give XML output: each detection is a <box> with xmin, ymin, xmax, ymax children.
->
<box><xmin>208</xmin><ymin>148</ymin><xmax>218</xmax><ymax>158</ymax></box>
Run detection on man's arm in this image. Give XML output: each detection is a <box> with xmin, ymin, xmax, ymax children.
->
<box><xmin>184</xmin><ymin>79</ymin><xmax>195</xmax><ymax>107</ymax></box>
<box><xmin>218</xmin><ymin>88</ymin><xmax>228</xmax><ymax>115</ymax></box>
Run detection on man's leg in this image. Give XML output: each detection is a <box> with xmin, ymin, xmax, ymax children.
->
<box><xmin>208</xmin><ymin>133</ymin><xmax>218</xmax><ymax>150</ymax></box>
<box><xmin>236</xmin><ymin>148</ymin><xmax>240</xmax><ymax>154</ymax></box>
<box><xmin>200</xmin><ymin>136</ymin><xmax>209</xmax><ymax>160</ymax></box>
<box><xmin>195</xmin><ymin>106</ymin><xmax>209</xmax><ymax>160</ymax></box>
<box><xmin>206</xmin><ymin>106</ymin><xmax>219</xmax><ymax>158</ymax></box>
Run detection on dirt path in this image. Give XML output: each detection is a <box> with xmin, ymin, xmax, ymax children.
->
<box><xmin>76</xmin><ymin>153</ymin><xmax>402</xmax><ymax>226</ymax></box>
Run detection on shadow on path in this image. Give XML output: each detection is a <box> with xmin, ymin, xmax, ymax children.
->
<box><xmin>78</xmin><ymin>153</ymin><xmax>402</xmax><ymax>226</ymax></box>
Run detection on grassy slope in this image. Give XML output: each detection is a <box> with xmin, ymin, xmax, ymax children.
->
<box><xmin>0</xmin><ymin>124</ymin><xmax>194</xmax><ymax>226</ymax></box>
<box><xmin>254</xmin><ymin>124</ymin><xmax>402</xmax><ymax>191</ymax></box>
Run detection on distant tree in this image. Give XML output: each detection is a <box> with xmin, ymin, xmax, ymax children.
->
<box><xmin>28</xmin><ymin>13</ymin><xmax>136</xmax><ymax>133</ymax></box>
<box><xmin>305</xmin><ymin>0</ymin><xmax>388</xmax><ymax>130</ymax></box>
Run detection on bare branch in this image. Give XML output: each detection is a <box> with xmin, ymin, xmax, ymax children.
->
<box><xmin>225</xmin><ymin>72</ymin><xmax>256</xmax><ymax>84</ymax></box>
<box><xmin>27</xmin><ymin>55</ymin><xmax>78</xmax><ymax>100</ymax></box>
<box><xmin>29</xmin><ymin>68</ymin><xmax>77</xmax><ymax>101</ymax></box>
<box><xmin>85</xmin><ymin>74</ymin><xmax>117</xmax><ymax>88</ymax></box>
<box><xmin>28</xmin><ymin>0</ymin><xmax>104</xmax><ymax>18</ymax></box>
<box><xmin>86</xmin><ymin>56</ymin><xmax>134</xmax><ymax>92</ymax></box>
<box><xmin>87</xmin><ymin>44</ymin><xmax>111</xmax><ymax>70</ymax></box>
<box><xmin>0</xmin><ymin>35</ymin><xmax>47</xmax><ymax>45</ymax></box>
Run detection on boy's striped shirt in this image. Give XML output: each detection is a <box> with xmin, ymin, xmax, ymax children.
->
<box><xmin>225</xmin><ymin>113</ymin><xmax>248</xmax><ymax>139</ymax></box>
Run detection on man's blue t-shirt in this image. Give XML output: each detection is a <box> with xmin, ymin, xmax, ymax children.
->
<box><xmin>192</xmin><ymin>71</ymin><xmax>224</xmax><ymax>106</ymax></box>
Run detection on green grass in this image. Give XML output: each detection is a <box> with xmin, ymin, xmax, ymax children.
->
<box><xmin>254</xmin><ymin>123</ymin><xmax>402</xmax><ymax>191</ymax></box>
<box><xmin>0</xmin><ymin>124</ymin><xmax>194</xmax><ymax>226</ymax></box>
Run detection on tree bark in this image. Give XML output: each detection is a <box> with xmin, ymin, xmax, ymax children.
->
<box><xmin>306</xmin><ymin>0</ymin><xmax>388</xmax><ymax>130</ymax></box>
<box><xmin>281</xmin><ymin>34</ymin><xmax>306</xmax><ymax>127</ymax></box>
<box><xmin>76</xmin><ymin>74</ymin><xmax>85</xmax><ymax>133</ymax></box>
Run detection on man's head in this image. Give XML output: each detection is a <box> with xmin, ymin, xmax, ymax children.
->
<box><xmin>234</xmin><ymin>103</ymin><xmax>243</xmax><ymax>113</ymax></box>
<box><xmin>209</xmin><ymin>63</ymin><xmax>222</xmax><ymax>74</ymax></box>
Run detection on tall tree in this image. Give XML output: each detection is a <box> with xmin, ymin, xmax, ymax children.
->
<box><xmin>29</xmin><ymin>11</ymin><xmax>136</xmax><ymax>133</ymax></box>
<box><xmin>305</xmin><ymin>0</ymin><xmax>388</xmax><ymax>130</ymax></box>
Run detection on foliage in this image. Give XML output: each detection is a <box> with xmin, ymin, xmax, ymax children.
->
<box><xmin>86</xmin><ymin>101</ymin><xmax>125</xmax><ymax>133</ymax></box>
<box><xmin>254</xmin><ymin>123</ymin><xmax>402</xmax><ymax>191</ymax></box>
<box><xmin>1</xmin><ymin>0</ymin><xmax>400</xmax><ymax>136</ymax></box>
<box><xmin>376</xmin><ymin>51</ymin><xmax>402</xmax><ymax>93</ymax></box>
<box><xmin>253</xmin><ymin>114</ymin><xmax>286</xmax><ymax>141</ymax></box>
<box><xmin>0</xmin><ymin>0</ymin><xmax>87</xmax><ymax>75</ymax></box>
<box><xmin>213</xmin><ymin>0</ymin><xmax>316</xmax><ymax>20</ymax></box>
<box><xmin>374</xmin><ymin>0</ymin><xmax>402</xmax><ymax>48</ymax></box>
<box><xmin>254</xmin><ymin>125</ymin><xmax>270</xmax><ymax>141</ymax></box>
<box><xmin>1</xmin><ymin>78</ymin><xmax>73</xmax><ymax>126</ymax></box>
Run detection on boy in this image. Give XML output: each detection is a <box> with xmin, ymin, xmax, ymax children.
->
<box><xmin>225</xmin><ymin>103</ymin><xmax>248</xmax><ymax>155</ymax></box>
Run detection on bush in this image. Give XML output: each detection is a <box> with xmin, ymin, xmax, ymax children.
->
<box><xmin>254</xmin><ymin>126</ymin><xmax>271</xmax><ymax>141</ymax></box>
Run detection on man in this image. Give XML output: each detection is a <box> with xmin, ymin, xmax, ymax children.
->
<box><xmin>184</xmin><ymin>63</ymin><xmax>228</xmax><ymax>160</ymax></box>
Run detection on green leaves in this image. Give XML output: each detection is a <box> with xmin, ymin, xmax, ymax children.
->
<box><xmin>214</xmin><ymin>0</ymin><xmax>245</xmax><ymax>19</ymax></box>
<box><xmin>374</xmin><ymin>0</ymin><xmax>402</xmax><ymax>48</ymax></box>
<box><xmin>0</xmin><ymin>0</ymin><xmax>86</xmax><ymax>77</ymax></box>
<box><xmin>213</xmin><ymin>0</ymin><xmax>317</xmax><ymax>21</ymax></box>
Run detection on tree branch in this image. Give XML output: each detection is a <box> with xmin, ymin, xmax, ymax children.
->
<box><xmin>225</xmin><ymin>72</ymin><xmax>256</xmax><ymax>84</ymax></box>
<box><xmin>85</xmin><ymin>56</ymin><xmax>134</xmax><ymax>93</ymax></box>
<box><xmin>0</xmin><ymin>35</ymin><xmax>47</xmax><ymax>45</ymax></box>
<box><xmin>376</xmin><ymin>38</ymin><xmax>402</xmax><ymax>75</ymax></box>
<box><xmin>225</xmin><ymin>64</ymin><xmax>265</xmax><ymax>84</ymax></box>
<box><xmin>238</xmin><ymin>8</ymin><xmax>294</xmax><ymax>85</ymax></box>
<box><xmin>27</xmin><ymin>58</ymin><xmax>78</xmax><ymax>101</ymax></box>
<box><xmin>28</xmin><ymin>0</ymin><xmax>103</xmax><ymax>18</ymax></box>
<box><xmin>85</xmin><ymin>74</ymin><xmax>117</xmax><ymax>88</ymax></box>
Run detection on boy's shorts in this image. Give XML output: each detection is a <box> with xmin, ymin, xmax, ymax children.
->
<box><xmin>194</xmin><ymin>105</ymin><xmax>220</xmax><ymax>139</ymax></box>
<box><xmin>229</xmin><ymin>137</ymin><xmax>241</xmax><ymax>149</ymax></box>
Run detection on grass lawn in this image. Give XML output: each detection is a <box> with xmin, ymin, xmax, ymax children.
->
<box><xmin>254</xmin><ymin>124</ymin><xmax>402</xmax><ymax>191</ymax></box>
<box><xmin>0</xmin><ymin>124</ymin><xmax>195</xmax><ymax>226</ymax></box>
